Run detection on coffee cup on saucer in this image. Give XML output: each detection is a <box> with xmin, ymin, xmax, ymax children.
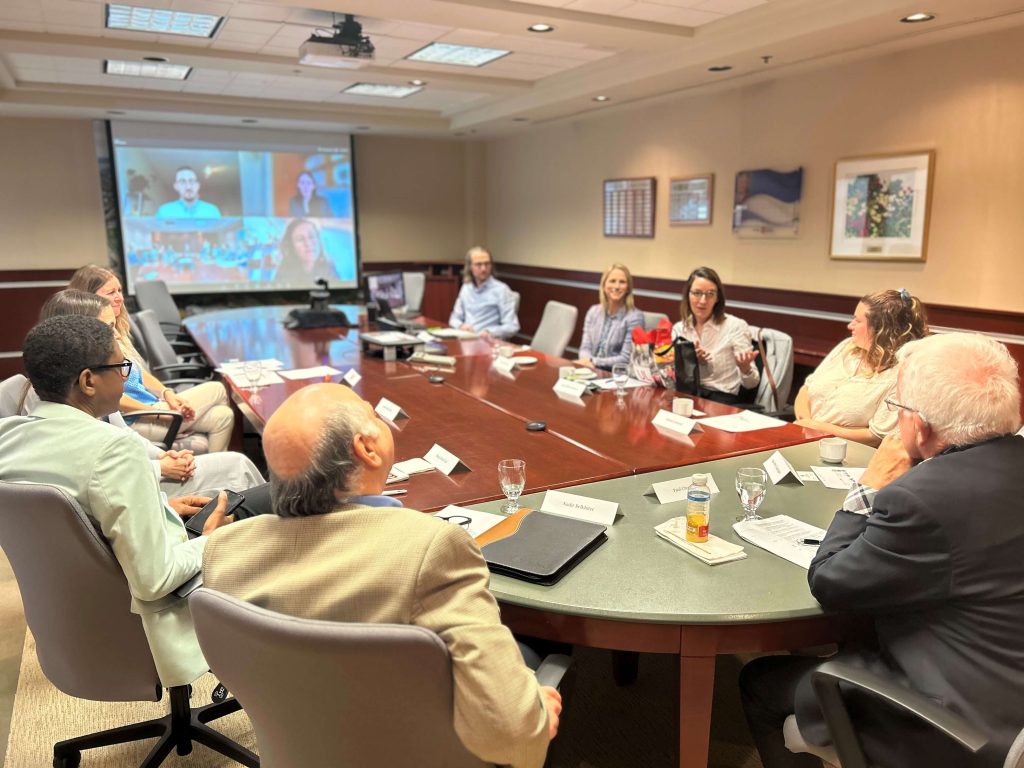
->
<box><xmin>819</xmin><ymin>437</ymin><xmax>847</xmax><ymax>464</ymax></box>
<box><xmin>672</xmin><ymin>398</ymin><xmax>694</xmax><ymax>417</ymax></box>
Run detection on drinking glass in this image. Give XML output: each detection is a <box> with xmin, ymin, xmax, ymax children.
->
<box><xmin>497</xmin><ymin>459</ymin><xmax>526</xmax><ymax>513</ymax></box>
<box><xmin>612</xmin><ymin>363</ymin><xmax>629</xmax><ymax>398</ymax></box>
<box><xmin>242</xmin><ymin>360</ymin><xmax>263</xmax><ymax>391</ymax></box>
<box><xmin>735</xmin><ymin>467</ymin><xmax>768</xmax><ymax>521</ymax></box>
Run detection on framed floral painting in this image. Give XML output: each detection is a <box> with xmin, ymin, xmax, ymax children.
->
<box><xmin>830</xmin><ymin>150</ymin><xmax>935</xmax><ymax>261</ymax></box>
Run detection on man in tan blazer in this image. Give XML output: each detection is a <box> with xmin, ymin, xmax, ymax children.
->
<box><xmin>202</xmin><ymin>383</ymin><xmax>561</xmax><ymax>768</ymax></box>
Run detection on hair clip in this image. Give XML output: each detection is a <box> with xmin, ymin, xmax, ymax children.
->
<box><xmin>898</xmin><ymin>287</ymin><xmax>911</xmax><ymax>305</ymax></box>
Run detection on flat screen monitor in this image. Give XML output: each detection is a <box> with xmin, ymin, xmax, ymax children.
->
<box><xmin>366</xmin><ymin>271</ymin><xmax>406</xmax><ymax>309</ymax></box>
<box><xmin>109</xmin><ymin>121</ymin><xmax>359</xmax><ymax>295</ymax></box>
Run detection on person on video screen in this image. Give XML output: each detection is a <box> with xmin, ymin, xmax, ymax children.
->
<box><xmin>156</xmin><ymin>166</ymin><xmax>222</xmax><ymax>219</ymax></box>
<box><xmin>275</xmin><ymin>219</ymin><xmax>340</xmax><ymax>284</ymax></box>
<box><xmin>288</xmin><ymin>171</ymin><xmax>332</xmax><ymax>218</ymax></box>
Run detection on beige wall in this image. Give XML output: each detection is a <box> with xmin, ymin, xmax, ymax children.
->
<box><xmin>483</xmin><ymin>25</ymin><xmax>1024</xmax><ymax>313</ymax></box>
<box><xmin>355</xmin><ymin>134</ymin><xmax>482</xmax><ymax>264</ymax></box>
<box><xmin>0</xmin><ymin>122</ymin><xmax>477</xmax><ymax>272</ymax></box>
<box><xmin>0</xmin><ymin>118</ymin><xmax>109</xmax><ymax>270</ymax></box>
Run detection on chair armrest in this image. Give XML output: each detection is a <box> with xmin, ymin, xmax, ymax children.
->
<box><xmin>122</xmin><ymin>409</ymin><xmax>183</xmax><ymax>450</ymax></box>
<box><xmin>152</xmin><ymin>362</ymin><xmax>211</xmax><ymax>379</ymax></box>
<box><xmin>535</xmin><ymin>653</ymin><xmax>573</xmax><ymax>689</ymax></box>
<box><xmin>812</xmin><ymin>661</ymin><xmax>989</xmax><ymax>768</ymax></box>
<box><xmin>164</xmin><ymin>378</ymin><xmax>214</xmax><ymax>392</ymax></box>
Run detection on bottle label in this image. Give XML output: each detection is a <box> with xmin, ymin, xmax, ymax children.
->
<box><xmin>685</xmin><ymin>512</ymin><xmax>709</xmax><ymax>542</ymax></box>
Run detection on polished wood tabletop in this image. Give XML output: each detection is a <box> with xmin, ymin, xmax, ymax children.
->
<box><xmin>414</xmin><ymin>341</ymin><xmax>823</xmax><ymax>472</ymax></box>
<box><xmin>184</xmin><ymin>307</ymin><xmax>629</xmax><ymax>511</ymax></box>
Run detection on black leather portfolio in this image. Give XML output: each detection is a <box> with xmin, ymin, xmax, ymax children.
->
<box><xmin>478</xmin><ymin>509</ymin><xmax>607</xmax><ymax>586</ymax></box>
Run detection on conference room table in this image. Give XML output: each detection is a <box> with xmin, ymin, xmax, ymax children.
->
<box><xmin>469</xmin><ymin>439</ymin><xmax>876</xmax><ymax>768</ymax></box>
<box><xmin>183</xmin><ymin>305</ymin><xmax>825</xmax><ymax>511</ymax></box>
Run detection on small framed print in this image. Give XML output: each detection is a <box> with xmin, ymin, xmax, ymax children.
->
<box><xmin>669</xmin><ymin>174</ymin><xmax>713</xmax><ymax>226</ymax></box>
<box><xmin>603</xmin><ymin>177</ymin><xmax>655</xmax><ymax>238</ymax></box>
<box><xmin>830</xmin><ymin>150</ymin><xmax>935</xmax><ymax>261</ymax></box>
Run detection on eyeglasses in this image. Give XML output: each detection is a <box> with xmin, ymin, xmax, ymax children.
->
<box><xmin>437</xmin><ymin>514</ymin><xmax>472</xmax><ymax>529</ymax></box>
<box><xmin>689</xmin><ymin>290</ymin><xmax>718</xmax><ymax>300</ymax></box>
<box><xmin>84</xmin><ymin>359</ymin><xmax>133</xmax><ymax>379</ymax></box>
<box><xmin>884</xmin><ymin>398</ymin><xmax>919</xmax><ymax>415</ymax></box>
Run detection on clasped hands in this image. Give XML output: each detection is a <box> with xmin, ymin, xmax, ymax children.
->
<box><xmin>159</xmin><ymin>449</ymin><xmax>196</xmax><ymax>482</ymax></box>
<box><xmin>162</xmin><ymin>389</ymin><xmax>196</xmax><ymax>421</ymax></box>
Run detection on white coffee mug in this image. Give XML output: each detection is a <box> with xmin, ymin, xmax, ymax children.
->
<box><xmin>558</xmin><ymin>366</ymin><xmax>575</xmax><ymax>379</ymax></box>
<box><xmin>819</xmin><ymin>437</ymin><xmax>847</xmax><ymax>464</ymax></box>
<box><xmin>672</xmin><ymin>397</ymin><xmax>694</xmax><ymax>417</ymax></box>
<box><xmin>498</xmin><ymin>346</ymin><xmax>515</xmax><ymax>358</ymax></box>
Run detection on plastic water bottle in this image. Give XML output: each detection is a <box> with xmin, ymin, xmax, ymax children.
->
<box><xmin>685</xmin><ymin>473</ymin><xmax>712</xmax><ymax>543</ymax></box>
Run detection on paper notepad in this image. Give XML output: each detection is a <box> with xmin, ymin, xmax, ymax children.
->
<box><xmin>654</xmin><ymin>517</ymin><xmax>746</xmax><ymax>565</ymax></box>
<box><xmin>732</xmin><ymin>515</ymin><xmax>827</xmax><ymax>569</ymax></box>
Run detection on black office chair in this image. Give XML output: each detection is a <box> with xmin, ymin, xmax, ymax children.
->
<box><xmin>0</xmin><ymin>481</ymin><xmax>257</xmax><ymax>768</ymax></box>
<box><xmin>811</xmin><ymin>661</ymin><xmax>1024</xmax><ymax>768</ymax></box>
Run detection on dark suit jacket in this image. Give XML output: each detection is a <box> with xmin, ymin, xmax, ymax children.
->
<box><xmin>796</xmin><ymin>435</ymin><xmax>1024</xmax><ymax>768</ymax></box>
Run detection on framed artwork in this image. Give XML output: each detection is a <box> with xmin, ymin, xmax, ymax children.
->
<box><xmin>669</xmin><ymin>174</ymin><xmax>713</xmax><ymax>226</ymax></box>
<box><xmin>603</xmin><ymin>177</ymin><xmax>655</xmax><ymax>238</ymax></box>
<box><xmin>732</xmin><ymin>167</ymin><xmax>803</xmax><ymax>238</ymax></box>
<box><xmin>830</xmin><ymin>150</ymin><xmax>935</xmax><ymax>261</ymax></box>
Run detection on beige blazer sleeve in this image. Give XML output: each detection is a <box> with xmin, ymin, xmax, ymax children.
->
<box><xmin>414</xmin><ymin>524</ymin><xmax>550</xmax><ymax>768</ymax></box>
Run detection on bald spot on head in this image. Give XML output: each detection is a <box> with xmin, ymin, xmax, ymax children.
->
<box><xmin>263</xmin><ymin>383</ymin><xmax>368</xmax><ymax>480</ymax></box>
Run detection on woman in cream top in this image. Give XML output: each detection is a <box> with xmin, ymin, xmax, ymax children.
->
<box><xmin>795</xmin><ymin>288</ymin><xmax>929</xmax><ymax>446</ymax></box>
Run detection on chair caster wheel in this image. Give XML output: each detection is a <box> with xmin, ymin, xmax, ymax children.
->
<box><xmin>54</xmin><ymin>751</ymin><xmax>81</xmax><ymax>768</ymax></box>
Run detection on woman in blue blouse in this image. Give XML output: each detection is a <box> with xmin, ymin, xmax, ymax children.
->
<box><xmin>575</xmin><ymin>263</ymin><xmax>644</xmax><ymax>371</ymax></box>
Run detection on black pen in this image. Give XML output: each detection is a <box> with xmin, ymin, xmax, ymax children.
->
<box><xmin>802</xmin><ymin>538</ymin><xmax>822</xmax><ymax>545</ymax></box>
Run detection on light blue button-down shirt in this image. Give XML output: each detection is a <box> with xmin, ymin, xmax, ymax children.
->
<box><xmin>155</xmin><ymin>199</ymin><xmax>222</xmax><ymax>219</ymax></box>
<box><xmin>448</xmin><ymin>277</ymin><xmax>520</xmax><ymax>339</ymax></box>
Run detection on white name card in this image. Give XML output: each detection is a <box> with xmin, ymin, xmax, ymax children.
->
<box><xmin>424</xmin><ymin>443</ymin><xmax>469</xmax><ymax>476</ymax></box>
<box><xmin>764</xmin><ymin>450</ymin><xmax>804</xmax><ymax>485</ymax></box>
<box><xmin>651</xmin><ymin>409</ymin><xmax>697</xmax><ymax>436</ymax></box>
<box><xmin>540</xmin><ymin>489</ymin><xmax>618</xmax><ymax>526</ymax></box>
<box><xmin>553</xmin><ymin>377</ymin><xmax>588</xmax><ymax>399</ymax></box>
<box><xmin>342</xmin><ymin>368</ymin><xmax>362</xmax><ymax>387</ymax></box>
<box><xmin>375</xmin><ymin>397</ymin><xmax>408</xmax><ymax>422</ymax></box>
<box><xmin>493</xmin><ymin>356</ymin><xmax>517</xmax><ymax>375</ymax></box>
<box><xmin>643</xmin><ymin>474</ymin><xmax>721</xmax><ymax>504</ymax></box>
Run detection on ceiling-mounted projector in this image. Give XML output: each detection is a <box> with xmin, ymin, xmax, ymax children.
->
<box><xmin>299</xmin><ymin>14</ymin><xmax>375</xmax><ymax>69</ymax></box>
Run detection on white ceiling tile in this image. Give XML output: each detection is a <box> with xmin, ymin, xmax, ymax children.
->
<box><xmin>220</xmin><ymin>18</ymin><xmax>281</xmax><ymax>36</ymax></box>
<box><xmin>435</xmin><ymin>29</ymin><xmax>504</xmax><ymax>48</ymax></box>
<box><xmin>367</xmin><ymin>36</ymin><xmax>426</xmax><ymax>59</ymax></box>
<box><xmin>15</xmin><ymin>68</ymin><xmax>59</xmax><ymax>83</ymax></box>
<box><xmin>158</xmin><ymin>33</ymin><xmax>211</xmax><ymax>46</ymax></box>
<box><xmin>284</xmin><ymin>7</ymin><xmax>332</xmax><ymax>26</ymax></box>
<box><xmin>0</xmin><ymin>4</ymin><xmax>45</xmax><ymax>23</ymax></box>
<box><xmin>388</xmin><ymin>21</ymin><xmax>454</xmax><ymax>42</ymax></box>
<box><xmin>619</xmin><ymin>3</ymin><xmax>722</xmax><ymax>25</ymax></box>
<box><xmin>232</xmin><ymin>2</ymin><xmax>291</xmax><ymax>22</ymax></box>
<box><xmin>508</xmin><ymin>0</ymin><xmax>573</xmax><ymax>6</ymax></box>
<box><xmin>181</xmin><ymin>80</ymin><xmax>228</xmax><ymax>93</ymax></box>
<box><xmin>692</xmin><ymin>0</ymin><xmax>765</xmax><ymax>13</ymax></box>
<box><xmin>267</xmin><ymin>25</ymin><xmax>312</xmax><ymax>45</ymax></box>
<box><xmin>358</xmin><ymin>18</ymin><xmax>403</xmax><ymax>36</ymax></box>
<box><xmin>260</xmin><ymin>45</ymin><xmax>301</xmax><ymax>58</ymax></box>
<box><xmin>101</xmin><ymin>28</ymin><xmax>160</xmax><ymax>41</ymax></box>
<box><xmin>565</xmin><ymin>0</ymin><xmax>635</xmax><ymax>12</ymax></box>
<box><xmin>172</xmin><ymin>0</ymin><xmax>232</xmax><ymax>15</ymax></box>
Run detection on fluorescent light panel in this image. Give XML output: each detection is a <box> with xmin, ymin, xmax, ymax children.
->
<box><xmin>105</xmin><ymin>59</ymin><xmax>192</xmax><ymax>80</ymax></box>
<box><xmin>406</xmin><ymin>43</ymin><xmax>510</xmax><ymax>68</ymax></box>
<box><xmin>343</xmin><ymin>83</ymin><xmax>422</xmax><ymax>98</ymax></box>
<box><xmin>105</xmin><ymin>4</ymin><xmax>223</xmax><ymax>38</ymax></box>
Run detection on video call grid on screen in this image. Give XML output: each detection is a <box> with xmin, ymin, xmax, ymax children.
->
<box><xmin>110</xmin><ymin>121</ymin><xmax>359</xmax><ymax>295</ymax></box>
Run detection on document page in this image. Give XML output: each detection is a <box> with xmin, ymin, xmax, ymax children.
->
<box><xmin>732</xmin><ymin>515</ymin><xmax>827</xmax><ymax>569</ymax></box>
<box><xmin>698</xmin><ymin>411</ymin><xmax>788</xmax><ymax>432</ymax></box>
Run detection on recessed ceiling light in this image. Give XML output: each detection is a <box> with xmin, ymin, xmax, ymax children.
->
<box><xmin>105</xmin><ymin>4</ymin><xmax>223</xmax><ymax>38</ymax></box>
<box><xmin>528</xmin><ymin>23</ymin><xmax>554</xmax><ymax>33</ymax></box>
<box><xmin>708</xmin><ymin>65</ymin><xmax>733</xmax><ymax>72</ymax></box>
<box><xmin>407</xmin><ymin>43</ymin><xmax>510</xmax><ymax>68</ymax></box>
<box><xmin>900</xmin><ymin>12</ymin><xmax>935</xmax><ymax>22</ymax></box>
<box><xmin>408</xmin><ymin>79</ymin><xmax>426</xmax><ymax>86</ymax></box>
<box><xmin>104</xmin><ymin>59</ymin><xmax>191</xmax><ymax>80</ymax></box>
<box><xmin>241</xmin><ymin>118</ymin><xmax>258</xmax><ymax>124</ymax></box>
<box><xmin>593</xmin><ymin>95</ymin><xmax>610</xmax><ymax>102</ymax></box>
<box><xmin>142</xmin><ymin>56</ymin><xmax>168</xmax><ymax>63</ymax></box>
<box><xmin>343</xmin><ymin>83</ymin><xmax>423</xmax><ymax>98</ymax></box>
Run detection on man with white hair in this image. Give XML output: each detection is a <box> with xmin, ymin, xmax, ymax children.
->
<box><xmin>740</xmin><ymin>332</ymin><xmax>1024</xmax><ymax>768</ymax></box>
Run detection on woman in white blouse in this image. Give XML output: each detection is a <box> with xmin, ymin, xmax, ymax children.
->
<box><xmin>794</xmin><ymin>288</ymin><xmax>929</xmax><ymax>446</ymax></box>
<box><xmin>671</xmin><ymin>266</ymin><xmax>759</xmax><ymax>404</ymax></box>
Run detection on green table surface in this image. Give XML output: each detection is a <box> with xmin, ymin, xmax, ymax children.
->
<box><xmin>471</xmin><ymin>439</ymin><xmax>876</xmax><ymax>626</ymax></box>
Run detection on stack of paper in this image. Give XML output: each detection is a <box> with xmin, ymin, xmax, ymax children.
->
<box><xmin>654</xmin><ymin>517</ymin><xmax>747</xmax><ymax>565</ymax></box>
<box><xmin>732</xmin><ymin>515</ymin><xmax>827</xmax><ymax>569</ymax></box>
<box><xmin>386</xmin><ymin>457</ymin><xmax>436</xmax><ymax>484</ymax></box>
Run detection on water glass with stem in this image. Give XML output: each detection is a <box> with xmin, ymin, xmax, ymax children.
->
<box><xmin>735</xmin><ymin>467</ymin><xmax>768</xmax><ymax>522</ymax></box>
<box><xmin>612</xmin><ymin>363</ymin><xmax>629</xmax><ymax>398</ymax></box>
<box><xmin>497</xmin><ymin>459</ymin><xmax>526</xmax><ymax>513</ymax></box>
